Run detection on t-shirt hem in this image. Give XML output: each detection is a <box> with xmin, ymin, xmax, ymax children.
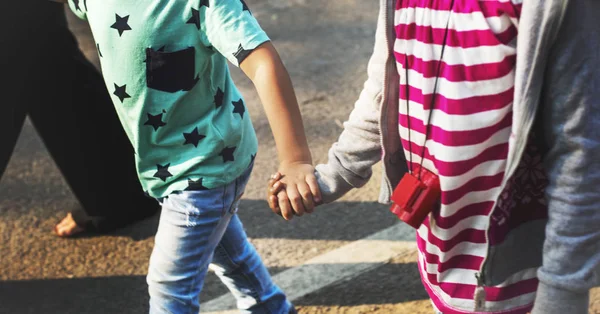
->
<box><xmin>147</xmin><ymin>162</ymin><xmax>253</xmax><ymax>199</ymax></box>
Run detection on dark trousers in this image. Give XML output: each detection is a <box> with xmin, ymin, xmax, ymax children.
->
<box><xmin>0</xmin><ymin>2</ymin><xmax>159</xmax><ymax>232</ymax></box>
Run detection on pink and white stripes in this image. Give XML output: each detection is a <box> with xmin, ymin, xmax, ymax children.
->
<box><xmin>394</xmin><ymin>1</ymin><xmax>537</xmax><ymax>313</ymax></box>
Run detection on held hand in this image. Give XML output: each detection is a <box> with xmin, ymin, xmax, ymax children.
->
<box><xmin>278</xmin><ymin>163</ymin><xmax>321</xmax><ymax>217</ymax></box>
<box><xmin>267</xmin><ymin>173</ymin><xmax>290</xmax><ymax>219</ymax></box>
<box><xmin>242</xmin><ymin>42</ymin><xmax>318</xmax><ymax>219</ymax></box>
<box><xmin>266</xmin><ymin>163</ymin><xmax>322</xmax><ymax>220</ymax></box>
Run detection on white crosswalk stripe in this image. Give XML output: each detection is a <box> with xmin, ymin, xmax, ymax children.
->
<box><xmin>201</xmin><ymin>223</ymin><xmax>417</xmax><ymax>313</ymax></box>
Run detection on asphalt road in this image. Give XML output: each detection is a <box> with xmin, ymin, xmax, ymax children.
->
<box><xmin>0</xmin><ymin>1</ymin><xmax>598</xmax><ymax>314</ymax></box>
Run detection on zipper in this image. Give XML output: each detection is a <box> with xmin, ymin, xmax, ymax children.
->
<box><xmin>474</xmin><ymin>272</ymin><xmax>487</xmax><ymax>311</ymax></box>
<box><xmin>386</xmin><ymin>0</ymin><xmax>491</xmax><ymax>309</ymax></box>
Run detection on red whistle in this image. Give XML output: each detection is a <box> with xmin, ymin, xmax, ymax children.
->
<box><xmin>390</xmin><ymin>165</ymin><xmax>441</xmax><ymax>229</ymax></box>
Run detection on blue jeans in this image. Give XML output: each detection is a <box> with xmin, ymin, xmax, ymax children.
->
<box><xmin>147</xmin><ymin>166</ymin><xmax>293</xmax><ymax>314</ymax></box>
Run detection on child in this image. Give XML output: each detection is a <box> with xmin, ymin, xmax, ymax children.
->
<box><xmin>268</xmin><ymin>1</ymin><xmax>600</xmax><ymax>314</ymax></box>
<box><xmin>63</xmin><ymin>0</ymin><xmax>319</xmax><ymax>313</ymax></box>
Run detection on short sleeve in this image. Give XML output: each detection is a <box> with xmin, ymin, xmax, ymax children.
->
<box><xmin>202</xmin><ymin>0</ymin><xmax>270</xmax><ymax>67</ymax></box>
<box><xmin>67</xmin><ymin>0</ymin><xmax>87</xmax><ymax>20</ymax></box>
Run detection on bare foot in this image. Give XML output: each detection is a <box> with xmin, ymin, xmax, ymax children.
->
<box><xmin>54</xmin><ymin>213</ymin><xmax>85</xmax><ymax>237</ymax></box>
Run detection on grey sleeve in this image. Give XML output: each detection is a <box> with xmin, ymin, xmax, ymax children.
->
<box><xmin>532</xmin><ymin>1</ymin><xmax>600</xmax><ymax>313</ymax></box>
<box><xmin>315</xmin><ymin>0</ymin><xmax>389</xmax><ymax>203</ymax></box>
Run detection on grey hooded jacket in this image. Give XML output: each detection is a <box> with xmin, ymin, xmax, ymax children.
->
<box><xmin>314</xmin><ymin>0</ymin><xmax>600</xmax><ymax>313</ymax></box>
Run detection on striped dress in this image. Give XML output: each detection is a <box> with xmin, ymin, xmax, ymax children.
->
<box><xmin>394</xmin><ymin>1</ymin><xmax>548</xmax><ymax>313</ymax></box>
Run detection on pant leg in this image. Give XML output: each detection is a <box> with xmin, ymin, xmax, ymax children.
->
<box><xmin>211</xmin><ymin>214</ymin><xmax>293</xmax><ymax>314</ymax></box>
<box><xmin>27</xmin><ymin>7</ymin><xmax>159</xmax><ymax>231</ymax></box>
<box><xmin>209</xmin><ymin>165</ymin><xmax>292</xmax><ymax>314</ymax></box>
<box><xmin>0</xmin><ymin>1</ymin><xmax>50</xmax><ymax>178</ymax></box>
<box><xmin>147</xmin><ymin>165</ymin><xmax>291</xmax><ymax>314</ymax></box>
<box><xmin>146</xmin><ymin>171</ymin><xmax>243</xmax><ymax>314</ymax></box>
<box><xmin>0</xmin><ymin>96</ymin><xmax>27</xmax><ymax>179</ymax></box>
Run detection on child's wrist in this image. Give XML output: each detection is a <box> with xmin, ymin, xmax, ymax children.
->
<box><xmin>279</xmin><ymin>151</ymin><xmax>312</xmax><ymax>167</ymax></box>
<box><xmin>279</xmin><ymin>158</ymin><xmax>312</xmax><ymax>168</ymax></box>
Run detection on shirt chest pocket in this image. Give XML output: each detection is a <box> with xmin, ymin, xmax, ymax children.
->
<box><xmin>145</xmin><ymin>47</ymin><xmax>199</xmax><ymax>93</ymax></box>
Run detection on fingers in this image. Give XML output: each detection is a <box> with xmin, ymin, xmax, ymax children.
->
<box><xmin>267</xmin><ymin>172</ymin><xmax>284</xmax><ymax>214</ymax></box>
<box><xmin>277</xmin><ymin>190</ymin><xmax>294</xmax><ymax>220</ymax></box>
<box><xmin>270</xmin><ymin>181</ymin><xmax>284</xmax><ymax>195</ymax></box>
<box><xmin>266</xmin><ymin>171</ymin><xmax>319</xmax><ymax>220</ymax></box>
<box><xmin>269</xmin><ymin>195</ymin><xmax>280</xmax><ymax>215</ymax></box>
<box><xmin>297</xmin><ymin>182</ymin><xmax>315</xmax><ymax>214</ymax></box>
<box><xmin>271</xmin><ymin>172</ymin><xmax>282</xmax><ymax>183</ymax></box>
<box><xmin>269</xmin><ymin>194</ymin><xmax>279</xmax><ymax>210</ymax></box>
<box><xmin>267</xmin><ymin>172</ymin><xmax>283</xmax><ymax>195</ymax></box>
<box><xmin>266</xmin><ymin>172</ymin><xmax>291</xmax><ymax>220</ymax></box>
<box><xmin>286</xmin><ymin>184</ymin><xmax>306</xmax><ymax>217</ymax></box>
<box><xmin>306</xmin><ymin>173</ymin><xmax>322</xmax><ymax>205</ymax></box>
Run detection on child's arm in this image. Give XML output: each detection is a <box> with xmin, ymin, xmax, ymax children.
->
<box><xmin>200</xmin><ymin>0</ymin><xmax>320</xmax><ymax>220</ymax></box>
<box><xmin>266</xmin><ymin>0</ymin><xmax>394</xmax><ymax>213</ymax></box>
<box><xmin>240</xmin><ymin>42</ymin><xmax>321</xmax><ymax>220</ymax></box>
<box><xmin>530</xmin><ymin>2</ymin><xmax>600</xmax><ymax>313</ymax></box>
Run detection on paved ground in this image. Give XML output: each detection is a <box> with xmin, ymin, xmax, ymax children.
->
<box><xmin>0</xmin><ymin>1</ymin><xmax>598</xmax><ymax>314</ymax></box>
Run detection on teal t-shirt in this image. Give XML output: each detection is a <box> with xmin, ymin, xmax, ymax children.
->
<box><xmin>68</xmin><ymin>0</ymin><xmax>268</xmax><ymax>198</ymax></box>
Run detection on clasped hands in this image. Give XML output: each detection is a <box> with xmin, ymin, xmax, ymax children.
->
<box><xmin>266</xmin><ymin>162</ymin><xmax>322</xmax><ymax>220</ymax></box>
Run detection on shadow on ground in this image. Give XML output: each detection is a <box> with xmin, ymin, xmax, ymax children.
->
<box><xmin>0</xmin><ymin>262</ymin><xmax>426</xmax><ymax>314</ymax></box>
<box><xmin>100</xmin><ymin>197</ymin><xmax>403</xmax><ymax>242</ymax></box>
<box><xmin>294</xmin><ymin>262</ymin><xmax>428</xmax><ymax>307</ymax></box>
<box><xmin>0</xmin><ymin>275</ymin><xmax>149</xmax><ymax>314</ymax></box>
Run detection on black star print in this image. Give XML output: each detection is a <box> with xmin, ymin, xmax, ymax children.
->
<box><xmin>187</xmin><ymin>8</ymin><xmax>200</xmax><ymax>30</ymax></box>
<box><xmin>232</xmin><ymin>99</ymin><xmax>245</xmax><ymax>119</ymax></box>
<box><xmin>200</xmin><ymin>0</ymin><xmax>210</xmax><ymax>8</ymax></box>
<box><xmin>113</xmin><ymin>83</ymin><xmax>131</xmax><ymax>102</ymax></box>
<box><xmin>214</xmin><ymin>88</ymin><xmax>224</xmax><ymax>109</ymax></box>
<box><xmin>73</xmin><ymin>0</ymin><xmax>81</xmax><ymax>11</ymax></box>
<box><xmin>153</xmin><ymin>163</ymin><xmax>173</xmax><ymax>182</ymax></box>
<box><xmin>97</xmin><ymin>43</ymin><xmax>103</xmax><ymax>57</ymax></box>
<box><xmin>111</xmin><ymin>14</ymin><xmax>132</xmax><ymax>37</ymax></box>
<box><xmin>219</xmin><ymin>146</ymin><xmax>236</xmax><ymax>162</ymax></box>
<box><xmin>185</xmin><ymin>178</ymin><xmax>209</xmax><ymax>191</ymax></box>
<box><xmin>241</xmin><ymin>0</ymin><xmax>251</xmax><ymax>13</ymax></box>
<box><xmin>144</xmin><ymin>111</ymin><xmax>167</xmax><ymax>131</ymax></box>
<box><xmin>183</xmin><ymin>127</ymin><xmax>206</xmax><ymax>147</ymax></box>
<box><xmin>250</xmin><ymin>153</ymin><xmax>256</xmax><ymax>165</ymax></box>
<box><xmin>233</xmin><ymin>44</ymin><xmax>252</xmax><ymax>65</ymax></box>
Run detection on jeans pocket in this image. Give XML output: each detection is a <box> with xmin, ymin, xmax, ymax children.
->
<box><xmin>145</xmin><ymin>46</ymin><xmax>199</xmax><ymax>92</ymax></box>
